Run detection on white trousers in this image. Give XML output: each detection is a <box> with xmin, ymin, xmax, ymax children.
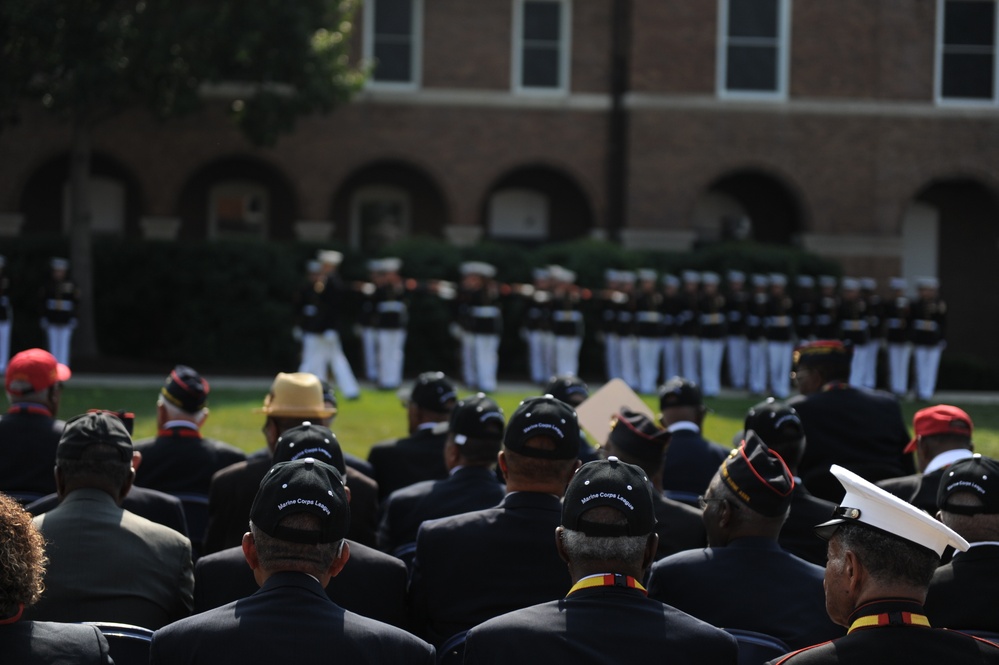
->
<box><xmin>699</xmin><ymin>338</ymin><xmax>725</xmax><ymax>397</ymax></box>
<box><xmin>748</xmin><ymin>339</ymin><xmax>768</xmax><ymax>395</ymax></box>
<box><xmin>661</xmin><ymin>335</ymin><xmax>680</xmax><ymax>383</ymax></box>
<box><xmin>914</xmin><ymin>343</ymin><xmax>944</xmax><ymax>400</ymax></box>
<box><xmin>376</xmin><ymin>328</ymin><xmax>406</xmax><ymax>389</ymax></box>
<box><xmin>860</xmin><ymin>340</ymin><xmax>880</xmax><ymax>389</ymax></box>
<box><xmin>362</xmin><ymin>327</ymin><xmax>378</xmax><ymax>382</ymax></box>
<box><xmin>463</xmin><ymin>333</ymin><xmax>499</xmax><ymax>392</ymax></box>
<box><xmin>0</xmin><ymin>320</ymin><xmax>10</xmax><ymax>373</ymax></box>
<box><xmin>726</xmin><ymin>335</ymin><xmax>748</xmax><ymax>389</ymax></box>
<box><xmin>554</xmin><ymin>335</ymin><xmax>582</xmax><ymax>378</ymax></box>
<box><xmin>848</xmin><ymin>344</ymin><xmax>868</xmax><ymax>387</ymax></box>
<box><xmin>767</xmin><ymin>341</ymin><xmax>793</xmax><ymax>399</ymax></box>
<box><xmin>605</xmin><ymin>333</ymin><xmax>621</xmax><ymax>380</ymax></box>
<box><xmin>887</xmin><ymin>343</ymin><xmax>912</xmax><ymax>396</ymax></box>
<box><xmin>299</xmin><ymin>331</ymin><xmax>359</xmax><ymax>398</ymax></box>
<box><xmin>680</xmin><ymin>336</ymin><xmax>700</xmax><ymax>385</ymax></box>
<box><xmin>636</xmin><ymin>337</ymin><xmax>663</xmax><ymax>394</ymax></box>
<box><xmin>619</xmin><ymin>335</ymin><xmax>639</xmax><ymax>389</ymax></box>
<box><xmin>46</xmin><ymin>324</ymin><xmax>73</xmax><ymax>368</ymax></box>
<box><xmin>527</xmin><ymin>330</ymin><xmax>552</xmax><ymax>384</ymax></box>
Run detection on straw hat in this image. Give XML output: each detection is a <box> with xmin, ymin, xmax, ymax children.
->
<box><xmin>256</xmin><ymin>373</ymin><xmax>336</xmax><ymax>419</ymax></box>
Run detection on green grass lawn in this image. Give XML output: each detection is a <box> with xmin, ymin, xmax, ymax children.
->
<box><xmin>59</xmin><ymin>384</ymin><xmax>999</xmax><ymax>461</ymax></box>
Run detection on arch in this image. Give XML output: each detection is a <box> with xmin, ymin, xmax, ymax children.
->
<box><xmin>330</xmin><ymin>160</ymin><xmax>450</xmax><ymax>252</ymax></box>
<box><xmin>18</xmin><ymin>152</ymin><xmax>145</xmax><ymax>237</ymax></box>
<box><xmin>904</xmin><ymin>176</ymin><xmax>999</xmax><ymax>365</ymax></box>
<box><xmin>694</xmin><ymin>167</ymin><xmax>807</xmax><ymax>245</ymax></box>
<box><xmin>479</xmin><ymin>163</ymin><xmax>595</xmax><ymax>244</ymax></box>
<box><xmin>175</xmin><ymin>155</ymin><xmax>298</xmax><ymax>241</ymax></box>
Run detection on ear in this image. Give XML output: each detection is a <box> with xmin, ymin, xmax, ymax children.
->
<box><xmin>131</xmin><ymin>451</ymin><xmax>143</xmax><ymax>472</ymax></box>
<box><xmin>344</xmin><ymin>485</ymin><xmax>352</xmax><ymax>505</ymax></box>
<box><xmin>843</xmin><ymin>548</ymin><xmax>863</xmax><ymax>595</ymax></box>
<box><xmin>199</xmin><ymin>408</ymin><xmax>210</xmax><ymax>426</ymax></box>
<box><xmin>641</xmin><ymin>533</ymin><xmax>660</xmax><ymax>570</ymax></box>
<box><xmin>54</xmin><ymin>466</ymin><xmax>66</xmax><ymax>499</ymax></box>
<box><xmin>242</xmin><ymin>532</ymin><xmax>260</xmax><ymax>571</ymax></box>
<box><xmin>497</xmin><ymin>451</ymin><xmax>508</xmax><ymax>481</ymax></box>
<box><xmin>555</xmin><ymin>527</ymin><xmax>570</xmax><ymax>564</ymax></box>
<box><xmin>717</xmin><ymin>498</ymin><xmax>734</xmax><ymax>529</ymax></box>
<box><xmin>327</xmin><ymin>541</ymin><xmax>350</xmax><ymax>578</ymax></box>
<box><xmin>119</xmin><ymin>466</ymin><xmax>135</xmax><ymax>504</ymax></box>
<box><xmin>444</xmin><ymin>440</ymin><xmax>461</xmax><ymax>469</ymax></box>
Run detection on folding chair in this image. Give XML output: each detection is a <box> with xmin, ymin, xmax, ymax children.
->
<box><xmin>86</xmin><ymin>622</ymin><xmax>154</xmax><ymax>665</ymax></box>
<box><xmin>724</xmin><ymin>627</ymin><xmax>792</xmax><ymax>665</ymax></box>
<box><xmin>170</xmin><ymin>492</ymin><xmax>210</xmax><ymax>557</ymax></box>
<box><xmin>437</xmin><ymin>630</ymin><xmax>468</xmax><ymax>665</ymax></box>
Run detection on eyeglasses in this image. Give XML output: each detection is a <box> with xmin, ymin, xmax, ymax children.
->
<box><xmin>697</xmin><ymin>495</ymin><xmax>725</xmax><ymax>511</ymax></box>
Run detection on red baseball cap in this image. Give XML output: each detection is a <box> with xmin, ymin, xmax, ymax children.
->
<box><xmin>905</xmin><ymin>405</ymin><xmax>973</xmax><ymax>454</ymax></box>
<box><xmin>5</xmin><ymin>349</ymin><xmax>71</xmax><ymax>396</ymax></box>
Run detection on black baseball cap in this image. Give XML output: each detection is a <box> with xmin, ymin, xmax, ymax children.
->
<box><xmin>562</xmin><ymin>457</ymin><xmax>657</xmax><ymax>536</ymax></box>
<box><xmin>504</xmin><ymin>396</ymin><xmax>580</xmax><ymax>460</ymax></box>
<box><xmin>658</xmin><ymin>377</ymin><xmax>703</xmax><ymax>410</ymax></box>
<box><xmin>272</xmin><ymin>422</ymin><xmax>346</xmax><ymax>473</ymax></box>
<box><xmin>544</xmin><ymin>375</ymin><xmax>590</xmax><ymax>407</ymax></box>
<box><xmin>160</xmin><ymin>365</ymin><xmax>209</xmax><ymax>413</ymax></box>
<box><xmin>744</xmin><ymin>399</ymin><xmax>805</xmax><ymax>449</ymax></box>
<box><xmin>57</xmin><ymin>411</ymin><xmax>133</xmax><ymax>462</ymax></box>
<box><xmin>719</xmin><ymin>431</ymin><xmax>794</xmax><ymax>517</ymax></box>
<box><xmin>250</xmin><ymin>459</ymin><xmax>350</xmax><ymax>544</ymax></box>
<box><xmin>606</xmin><ymin>409</ymin><xmax>670</xmax><ymax>464</ymax></box>
<box><xmin>449</xmin><ymin>393</ymin><xmax>505</xmax><ymax>445</ymax></box>
<box><xmin>409</xmin><ymin>372</ymin><xmax>458</xmax><ymax>413</ymax></box>
<box><xmin>938</xmin><ymin>454</ymin><xmax>999</xmax><ymax>515</ymax></box>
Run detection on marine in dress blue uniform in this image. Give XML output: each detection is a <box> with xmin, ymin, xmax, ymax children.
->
<box><xmin>40</xmin><ymin>257</ymin><xmax>79</xmax><ymax>368</ymax></box>
<box><xmin>910</xmin><ymin>277</ymin><xmax>946</xmax><ymax>401</ymax></box>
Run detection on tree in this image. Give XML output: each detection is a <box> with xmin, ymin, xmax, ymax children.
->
<box><xmin>0</xmin><ymin>0</ymin><xmax>364</xmax><ymax>359</ymax></box>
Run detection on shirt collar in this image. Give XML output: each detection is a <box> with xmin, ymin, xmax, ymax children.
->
<box><xmin>924</xmin><ymin>448</ymin><xmax>974</xmax><ymax>475</ymax></box>
<box><xmin>666</xmin><ymin>421</ymin><xmax>700</xmax><ymax>434</ymax></box>
<box><xmin>162</xmin><ymin>420</ymin><xmax>200</xmax><ymax>431</ymax></box>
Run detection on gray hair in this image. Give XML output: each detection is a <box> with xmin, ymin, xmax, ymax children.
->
<box><xmin>157</xmin><ymin>395</ymin><xmax>207</xmax><ymax>423</ymax></box>
<box><xmin>249</xmin><ymin>515</ymin><xmax>344</xmax><ymax>577</ymax></box>
<box><xmin>560</xmin><ymin>528</ymin><xmax>650</xmax><ymax>565</ymax></box>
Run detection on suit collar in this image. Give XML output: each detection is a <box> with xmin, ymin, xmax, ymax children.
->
<box><xmin>500</xmin><ymin>491</ymin><xmax>562</xmax><ymax>511</ymax></box>
<box><xmin>259</xmin><ymin>571</ymin><xmax>330</xmax><ymax>600</ymax></box>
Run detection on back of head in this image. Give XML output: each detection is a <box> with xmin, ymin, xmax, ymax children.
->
<box><xmin>249</xmin><ymin>459</ymin><xmax>350</xmax><ymax>577</ymax></box>
<box><xmin>560</xmin><ymin>458</ymin><xmax>657</xmax><ymax>574</ymax></box>
<box><xmin>448</xmin><ymin>393</ymin><xmax>505</xmax><ymax>465</ymax></box>
<box><xmin>158</xmin><ymin>365</ymin><xmax>209</xmax><ymax>421</ymax></box>
<box><xmin>0</xmin><ymin>493</ymin><xmax>46</xmax><ymax>616</ymax></box>
<box><xmin>408</xmin><ymin>371</ymin><xmax>458</xmax><ymax>419</ymax></box>
<box><xmin>743</xmin><ymin>399</ymin><xmax>806</xmax><ymax>472</ymax></box>
<box><xmin>937</xmin><ymin>454</ymin><xmax>999</xmax><ymax>543</ymax></box>
<box><xmin>544</xmin><ymin>375</ymin><xmax>590</xmax><ymax>408</ymax></box>
<box><xmin>56</xmin><ymin>411</ymin><xmax>134</xmax><ymax>496</ymax></box>
<box><xmin>905</xmin><ymin>404</ymin><xmax>974</xmax><ymax>463</ymax></box>
<box><xmin>5</xmin><ymin>348</ymin><xmax>71</xmax><ymax>406</ymax></box>
<box><xmin>502</xmin><ymin>396</ymin><xmax>580</xmax><ymax>489</ymax></box>
<box><xmin>792</xmin><ymin>340</ymin><xmax>850</xmax><ymax>388</ymax></box>
<box><xmin>657</xmin><ymin>377</ymin><xmax>704</xmax><ymax>425</ymax></box>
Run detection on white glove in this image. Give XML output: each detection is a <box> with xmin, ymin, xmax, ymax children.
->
<box><xmin>449</xmin><ymin>322</ymin><xmax>463</xmax><ymax>340</ymax></box>
<box><xmin>323</xmin><ymin>329</ymin><xmax>337</xmax><ymax>342</ymax></box>
<box><xmin>292</xmin><ymin>326</ymin><xmax>303</xmax><ymax>342</ymax></box>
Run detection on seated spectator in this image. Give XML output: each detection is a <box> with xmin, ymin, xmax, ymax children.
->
<box><xmin>0</xmin><ymin>349</ymin><xmax>71</xmax><ymax>498</ymax></box>
<box><xmin>878</xmin><ymin>405</ymin><xmax>974</xmax><ymax>514</ymax></box>
<box><xmin>26</xmin><ymin>411</ymin><xmax>194</xmax><ymax>629</ymax></box>
<box><xmin>599</xmin><ymin>409</ymin><xmax>706</xmax><ymax>559</ymax></box>
<box><xmin>544</xmin><ymin>374</ymin><xmax>599</xmax><ymax>462</ymax></box>
<box><xmin>925</xmin><ymin>454</ymin><xmax>999</xmax><ymax>631</ymax></box>
<box><xmin>648</xmin><ymin>433</ymin><xmax>843</xmax><ymax>650</ymax></box>
<box><xmin>367</xmin><ymin>372</ymin><xmax>457</xmax><ymax>499</ymax></box>
<box><xmin>150</xmin><ymin>459</ymin><xmax>435</xmax><ymax>664</ymax></box>
<box><xmin>656</xmin><ymin>377</ymin><xmax>730</xmax><ymax>497</ymax></box>
<box><xmin>408</xmin><ymin>396</ymin><xmax>580</xmax><ymax>646</ymax></box>
<box><xmin>0</xmin><ymin>492</ymin><xmax>113</xmax><ymax>664</ymax></box>
<box><xmin>463</xmin><ymin>458</ymin><xmax>738</xmax><ymax>664</ymax></box>
<box><xmin>193</xmin><ymin>423</ymin><xmax>408</xmax><ymax>628</ymax></box>
<box><xmin>134</xmin><ymin>365</ymin><xmax>245</xmax><ymax>495</ymax></box>
<box><xmin>377</xmin><ymin>393</ymin><xmax>506</xmax><ymax>554</ymax></box>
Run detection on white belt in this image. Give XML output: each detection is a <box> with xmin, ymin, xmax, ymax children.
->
<box><xmin>636</xmin><ymin>312</ymin><xmax>662</xmax><ymax>323</ymax></box>
<box><xmin>700</xmin><ymin>313</ymin><xmax>724</xmax><ymax>325</ymax></box>
<box><xmin>842</xmin><ymin>320</ymin><xmax>868</xmax><ymax>331</ymax></box>
<box><xmin>914</xmin><ymin>320</ymin><xmax>939</xmax><ymax>332</ymax></box>
<box><xmin>46</xmin><ymin>299</ymin><xmax>74</xmax><ymax>311</ymax></box>
<box><xmin>377</xmin><ymin>301</ymin><xmax>407</xmax><ymax>313</ymax></box>
<box><xmin>768</xmin><ymin>316</ymin><xmax>790</xmax><ymax>327</ymax></box>
<box><xmin>302</xmin><ymin>305</ymin><xmax>318</xmax><ymax>316</ymax></box>
<box><xmin>553</xmin><ymin>311</ymin><xmax>582</xmax><ymax>322</ymax></box>
<box><xmin>472</xmin><ymin>306</ymin><xmax>500</xmax><ymax>318</ymax></box>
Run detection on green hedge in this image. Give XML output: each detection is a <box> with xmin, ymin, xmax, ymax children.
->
<box><xmin>1</xmin><ymin>235</ymin><xmax>994</xmax><ymax>389</ymax></box>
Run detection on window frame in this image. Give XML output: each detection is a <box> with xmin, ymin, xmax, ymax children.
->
<box><xmin>349</xmin><ymin>185</ymin><xmax>411</xmax><ymax>252</ymax></box>
<box><xmin>511</xmin><ymin>0</ymin><xmax>573</xmax><ymax>96</ymax></box>
<box><xmin>207</xmin><ymin>180</ymin><xmax>270</xmax><ymax>241</ymax></box>
<box><xmin>716</xmin><ymin>0</ymin><xmax>792</xmax><ymax>101</ymax></box>
<box><xmin>935</xmin><ymin>0</ymin><xmax>999</xmax><ymax>105</ymax></box>
<box><xmin>363</xmin><ymin>0</ymin><xmax>423</xmax><ymax>91</ymax></box>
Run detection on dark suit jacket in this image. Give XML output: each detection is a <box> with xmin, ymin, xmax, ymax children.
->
<box><xmin>26</xmin><ymin>485</ymin><xmax>189</xmax><ymax>537</ymax></box>
<box><xmin>877</xmin><ymin>468</ymin><xmax>948</xmax><ymax>514</ymax></box>
<box><xmin>409</xmin><ymin>491</ymin><xmax>572</xmax><ymax>646</ymax></box>
<box><xmin>134</xmin><ymin>428</ymin><xmax>246</xmax><ymax>495</ymax></box>
<box><xmin>779</xmin><ymin>486</ymin><xmax>837</xmax><ymax>566</ymax></box>
<box><xmin>0</xmin><ymin>620</ymin><xmax>112</xmax><ymax>664</ymax></box>
<box><xmin>652</xmin><ymin>491</ymin><xmax>707</xmax><ymax>559</ymax></box>
<box><xmin>769</xmin><ymin>600</ymin><xmax>999</xmax><ymax>664</ymax></box>
<box><xmin>661</xmin><ymin>427</ymin><xmax>731</xmax><ymax>496</ymax></box>
<box><xmin>463</xmin><ymin>585</ymin><xmax>739</xmax><ymax>665</ymax></box>
<box><xmin>204</xmin><ymin>455</ymin><xmax>379</xmax><ymax>554</ymax></box>
<box><xmin>925</xmin><ymin>544</ymin><xmax>999</xmax><ymax>631</ymax></box>
<box><xmin>27</xmin><ymin>489</ymin><xmax>194</xmax><ymax>629</ymax></box>
<box><xmin>368</xmin><ymin>427</ymin><xmax>449</xmax><ymax>499</ymax></box>
<box><xmin>193</xmin><ymin>540</ymin><xmax>408</xmax><ymax>628</ymax></box>
<box><xmin>377</xmin><ymin>465</ymin><xmax>505</xmax><ymax>553</ymax></box>
<box><xmin>788</xmin><ymin>386</ymin><xmax>912</xmax><ymax>502</ymax></box>
<box><xmin>150</xmin><ymin>572</ymin><xmax>435</xmax><ymax>665</ymax></box>
<box><xmin>0</xmin><ymin>409</ymin><xmax>64</xmax><ymax>496</ymax></box>
<box><xmin>648</xmin><ymin>537</ymin><xmax>843</xmax><ymax>650</ymax></box>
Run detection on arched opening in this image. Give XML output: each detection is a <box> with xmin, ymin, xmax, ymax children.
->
<box><xmin>19</xmin><ymin>152</ymin><xmax>144</xmax><ymax>237</ymax></box>
<box><xmin>480</xmin><ymin>165</ymin><xmax>594</xmax><ymax>244</ymax></box>
<box><xmin>695</xmin><ymin>168</ymin><xmax>806</xmax><ymax>245</ymax></box>
<box><xmin>176</xmin><ymin>156</ymin><xmax>298</xmax><ymax>240</ymax></box>
<box><xmin>906</xmin><ymin>177</ymin><xmax>999</xmax><ymax>366</ymax></box>
<box><xmin>331</xmin><ymin>160</ymin><xmax>449</xmax><ymax>252</ymax></box>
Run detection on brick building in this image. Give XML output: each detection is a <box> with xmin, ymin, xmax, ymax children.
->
<box><xmin>0</xmin><ymin>0</ymin><xmax>997</xmax><ymax>363</ymax></box>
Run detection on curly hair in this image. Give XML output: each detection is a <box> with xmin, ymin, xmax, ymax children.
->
<box><xmin>0</xmin><ymin>492</ymin><xmax>47</xmax><ymax>615</ymax></box>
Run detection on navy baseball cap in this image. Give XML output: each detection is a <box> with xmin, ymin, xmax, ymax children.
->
<box><xmin>504</xmin><ymin>396</ymin><xmax>580</xmax><ymax>460</ymax></box>
<box><xmin>449</xmin><ymin>393</ymin><xmax>505</xmax><ymax>445</ymax></box>
<box><xmin>272</xmin><ymin>422</ymin><xmax>346</xmax><ymax>473</ymax></box>
<box><xmin>408</xmin><ymin>372</ymin><xmax>457</xmax><ymax>413</ymax></box>
<box><xmin>562</xmin><ymin>457</ymin><xmax>657</xmax><ymax>536</ymax></box>
<box><xmin>658</xmin><ymin>377</ymin><xmax>703</xmax><ymax>410</ymax></box>
<box><xmin>250</xmin><ymin>459</ymin><xmax>350</xmax><ymax>544</ymax></box>
<box><xmin>57</xmin><ymin>411</ymin><xmax>133</xmax><ymax>462</ymax></box>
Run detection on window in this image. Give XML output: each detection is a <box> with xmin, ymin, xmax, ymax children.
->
<box><xmin>62</xmin><ymin>177</ymin><xmax>125</xmax><ymax>235</ymax></box>
<box><xmin>488</xmin><ymin>189</ymin><xmax>549</xmax><ymax>239</ymax></box>
<box><xmin>350</xmin><ymin>186</ymin><xmax>410</xmax><ymax>252</ymax></box>
<box><xmin>364</xmin><ymin>0</ymin><xmax>422</xmax><ymax>88</ymax></box>
<box><xmin>718</xmin><ymin>0</ymin><xmax>790</xmax><ymax>98</ymax></box>
<box><xmin>513</xmin><ymin>0</ymin><xmax>571</xmax><ymax>93</ymax></box>
<box><xmin>937</xmin><ymin>0</ymin><xmax>997</xmax><ymax>102</ymax></box>
<box><xmin>208</xmin><ymin>181</ymin><xmax>269</xmax><ymax>239</ymax></box>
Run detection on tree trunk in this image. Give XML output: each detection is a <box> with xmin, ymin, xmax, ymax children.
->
<box><xmin>68</xmin><ymin>117</ymin><xmax>99</xmax><ymax>360</ymax></box>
